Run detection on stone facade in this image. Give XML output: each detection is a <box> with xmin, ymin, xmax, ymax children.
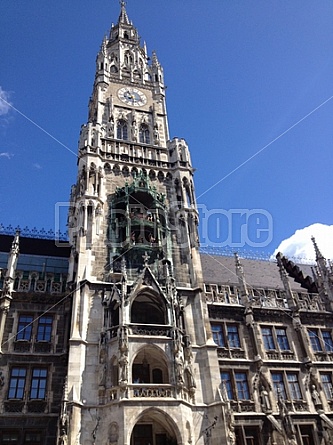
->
<box><xmin>65</xmin><ymin>3</ymin><xmax>221</xmax><ymax>445</ymax></box>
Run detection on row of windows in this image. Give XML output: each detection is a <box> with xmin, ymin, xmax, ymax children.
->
<box><xmin>7</xmin><ymin>363</ymin><xmax>333</xmax><ymax>406</ymax></box>
<box><xmin>117</xmin><ymin>120</ymin><xmax>150</xmax><ymax>143</ymax></box>
<box><xmin>220</xmin><ymin>369</ymin><xmax>333</xmax><ymax>403</ymax></box>
<box><xmin>235</xmin><ymin>424</ymin><xmax>316</xmax><ymax>445</ymax></box>
<box><xmin>212</xmin><ymin>323</ymin><xmax>333</xmax><ymax>354</ymax></box>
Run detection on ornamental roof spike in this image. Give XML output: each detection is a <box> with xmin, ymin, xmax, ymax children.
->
<box><xmin>118</xmin><ymin>0</ymin><xmax>130</xmax><ymax>25</ymax></box>
<box><xmin>152</xmin><ymin>50</ymin><xmax>160</xmax><ymax>67</ymax></box>
<box><xmin>311</xmin><ymin>236</ymin><xmax>325</xmax><ymax>261</ymax></box>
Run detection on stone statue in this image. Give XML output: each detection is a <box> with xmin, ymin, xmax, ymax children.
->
<box><xmin>119</xmin><ymin>352</ymin><xmax>128</xmax><ymax>383</ymax></box>
<box><xmin>260</xmin><ymin>386</ymin><xmax>271</xmax><ymax>412</ymax></box>
<box><xmin>153</xmin><ymin>125</ymin><xmax>159</xmax><ymax>144</ymax></box>
<box><xmin>175</xmin><ymin>351</ymin><xmax>184</xmax><ymax>385</ymax></box>
<box><xmin>311</xmin><ymin>384</ymin><xmax>321</xmax><ymax>406</ymax></box>
<box><xmin>131</xmin><ymin>120</ymin><xmax>137</xmax><ymax>141</ymax></box>
<box><xmin>119</xmin><ymin>326</ymin><xmax>128</xmax><ymax>353</ymax></box>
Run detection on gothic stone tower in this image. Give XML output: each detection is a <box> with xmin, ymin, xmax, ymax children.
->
<box><xmin>65</xmin><ymin>3</ymin><xmax>223</xmax><ymax>444</ymax></box>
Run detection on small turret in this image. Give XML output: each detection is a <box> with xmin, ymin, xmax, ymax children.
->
<box><xmin>0</xmin><ymin>231</ymin><xmax>20</xmax><ymax>352</ymax></box>
<box><xmin>311</xmin><ymin>236</ymin><xmax>333</xmax><ymax>307</ymax></box>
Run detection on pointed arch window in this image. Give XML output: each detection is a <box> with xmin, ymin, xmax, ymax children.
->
<box><xmin>117</xmin><ymin>120</ymin><xmax>128</xmax><ymax>140</ymax></box>
<box><xmin>131</xmin><ymin>293</ymin><xmax>166</xmax><ymax>325</ymax></box>
<box><xmin>139</xmin><ymin>124</ymin><xmax>150</xmax><ymax>144</ymax></box>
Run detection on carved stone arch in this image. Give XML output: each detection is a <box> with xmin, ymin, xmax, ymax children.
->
<box><xmin>145</xmin><ymin>71</ymin><xmax>152</xmax><ymax>81</ymax></box>
<box><xmin>128</xmin><ymin>407</ymin><xmax>181</xmax><ymax>445</ymax></box>
<box><xmin>130</xmin><ymin>289</ymin><xmax>168</xmax><ymax>325</ymax></box>
<box><xmin>109</xmin><ymin>421</ymin><xmax>119</xmax><ymax>445</ymax></box>
<box><xmin>122</xmin><ymin>165</ymin><xmax>130</xmax><ymax>177</ymax></box>
<box><xmin>182</xmin><ymin>176</ymin><xmax>193</xmax><ymax>207</ymax></box>
<box><xmin>87</xmin><ymin>200</ymin><xmax>95</xmax><ymax>210</ymax></box>
<box><xmin>113</xmin><ymin>164</ymin><xmax>120</xmax><ymax>176</ymax></box>
<box><xmin>104</xmin><ymin>163</ymin><xmax>112</xmax><ymax>174</ymax></box>
<box><xmin>131</xmin><ymin>344</ymin><xmax>169</xmax><ymax>385</ymax></box>
<box><xmin>157</xmin><ymin>171</ymin><xmax>164</xmax><ymax>182</ymax></box>
<box><xmin>116</xmin><ymin>117</ymin><xmax>128</xmax><ymax>140</ymax></box>
<box><xmin>166</xmin><ymin>172</ymin><xmax>173</xmax><ymax>181</ymax></box>
<box><xmin>149</xmin><ymin>169</ymin><xmax>156</xmax><ymax>181</ymax></box>
<box><xmin>131</xmin><ymin>166</ymin><xmax>138</xmax><ymax>177</ymax></box>
<box><xmin>110</xmin><ymin>63</ymin><xmax>118</xmax><ymax>74</ymax></box>
<box><xmin>140</xmin><ymin>115</ymin><xmax>148</xmax><ymax>125</ymax></box>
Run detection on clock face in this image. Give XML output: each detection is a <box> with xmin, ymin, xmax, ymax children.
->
<box><xmin>118</xmin><ymin>87</ymin><xmax>147</xmax><ymax>107</ymax></box>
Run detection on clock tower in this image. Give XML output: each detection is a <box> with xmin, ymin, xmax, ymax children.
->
<box><xmin>64</xmin><ymin>2</ymin><xmax>223</xmax><ymax>444</ymax></box>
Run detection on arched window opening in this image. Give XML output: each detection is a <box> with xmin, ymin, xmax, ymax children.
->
<box><xmin>122</xmin><ymin>166</ymin><xmax>130</xmax><ymax>177</ymax></box>
<box><xmin>110</xmin><ymin>357</ymin><xmax>119</xmax><ymax>387</ymax></box>
<box><xmin>149</xmin><ymin>170</ymin><xmax>156</xmax><ymax>181</ymax></box>
<box><xmin>86</xmin><ymin>204</ymin><xmax>93</xmax><ymax>247</ymax></box>
<box><xmin>14</xmin><ymin>275</ymin><xmax>20</xmax><ymax>290</ymax></box>
<box><xmin>110</xmin><ymin>300</ymin><xmax>119</xmax><ymax>328</ymax></box>
<box><xmin>130</xmin><ymin>411</ymin><xmax>178</xmax><ymax>445</ymax></box>
<box><xmin>183</xmin><ymin>178</ymin><xmax>193</xmax><ymax>208</ymax></box>
<box><xmin>139</xmin><ymin>124</ymin><xmax>150</xmax><ymax>144</ymax></box>
<box><xmin>132</xmin><ymin>348</ymin><xmax>168</xmax><ymax>384</ymax></box>
<box><xmin>110</xmin><ymin>65</ymin><xmax>118</xmax><ymax>73</ymax></box>
<box><xmin>145</xmin><ymin>72</ymin><xmax>152</xmax><ymax>81</ymax></box>
<box><xmin>131</xmin><ymin>293</ymin><xmax>166</xmax><ymax>325</ymax></box>
<box><xmin>113</xmin><ymin>164</ymin><xmax>120</xmax><ymax>176</ymax></box>
<box><xmin>117</xmin><ymin>120</ymin><xmax>128</xmax><ymax>140</ymax></box>
<box><xmin>29</xmin><ymin>275</ymin><xmax>37</xmax><ymax>292</ymax></box>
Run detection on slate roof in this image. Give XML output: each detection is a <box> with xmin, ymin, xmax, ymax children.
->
<box><xmin>200</xmin><ymin>253</ymin><xmax>314</xmax><ymax>292</ymax></box>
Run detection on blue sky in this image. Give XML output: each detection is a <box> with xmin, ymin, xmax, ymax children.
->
<box><xmin>1</xmin><ymin>1</ymin><xmax>333</xmax><ymax>258</ymax></box>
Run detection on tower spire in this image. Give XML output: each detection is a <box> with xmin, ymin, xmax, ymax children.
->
<box><xmin>118</xmin><ymin>0</ymin><xmax>130</xmax><ymax>25</ymax></box>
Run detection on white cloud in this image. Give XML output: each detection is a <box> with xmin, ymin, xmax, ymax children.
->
<box><xmin>272</xmin><ymin>223</ymin><xmax>333</xmax><ymax>263</ymax></box>
<box><xmin>0</xmin><ymin>87</ymin><xmax>12</xmax><ymax>116</ymax></box>
<box><xmin>33</xmin><ymin>163</ymin><xmax>42</xmax><ymax>169</ymax></box>
<box><xmin>0</xmin><ymin>152</ymin><xmax>12</xmax><ymax>159</ymax></box>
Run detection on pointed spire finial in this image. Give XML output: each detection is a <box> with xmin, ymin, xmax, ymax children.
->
<box><xmin>311</xmin><ymin>236</ymin><xmax>325</xmax><ymax>261</ymax></box>
<box><xmin>118</xmin><ymin>0</ymin><xmax>130</xmax><ymax>24</ymax></box>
